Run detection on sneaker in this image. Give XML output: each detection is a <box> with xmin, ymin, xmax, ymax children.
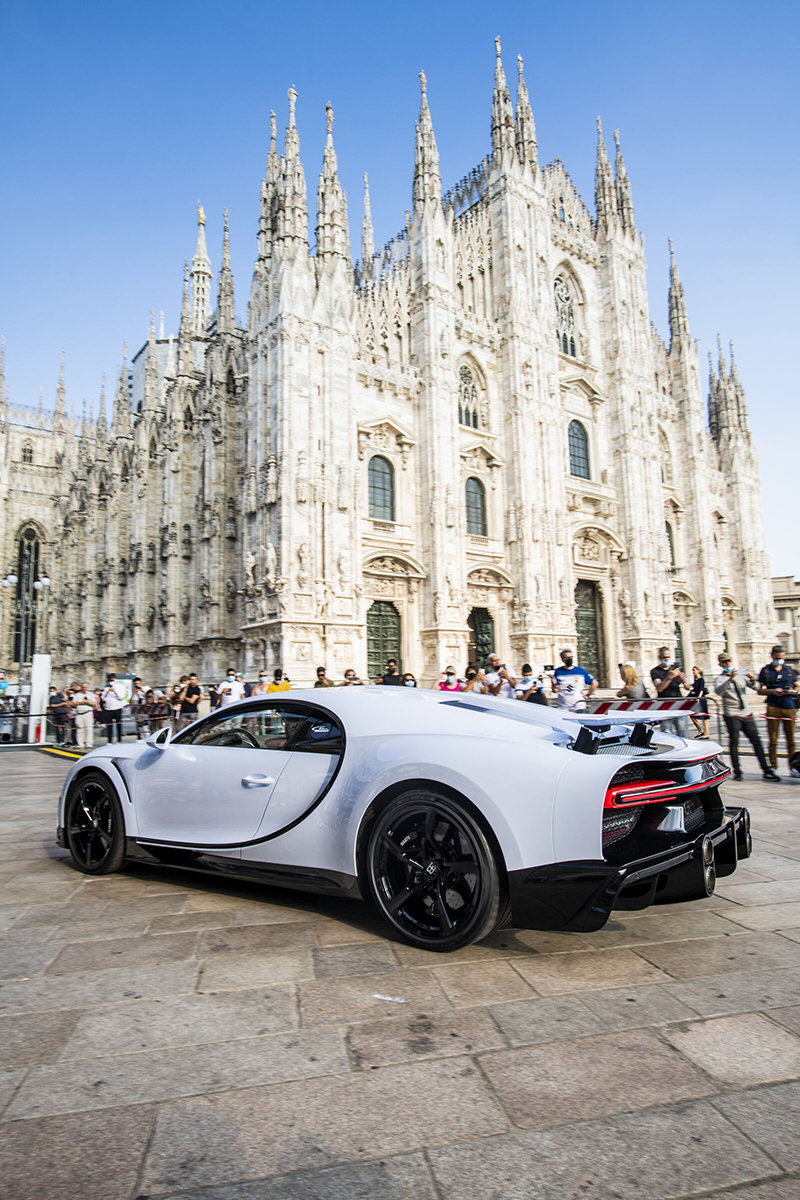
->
<box><xmin>763</xmin><ymin>769</ymin><xmax>781</xmax><ymax>781</ymax></box>
<box><xmin>733</xmin><ymin>772</ymin><xmax>743</xmax><ymax>781</ymax></box>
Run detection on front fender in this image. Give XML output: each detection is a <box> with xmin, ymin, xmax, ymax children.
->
<box><xmin>57</xmin><ymin>754</ymin><xmax>137</xmax><ymax>842</ymax></box>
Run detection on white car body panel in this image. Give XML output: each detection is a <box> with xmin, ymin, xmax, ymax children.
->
<box><xmin>57</xmin><ymin>686</ymin><xmax>721</xmax><ymax>880</ymax></box>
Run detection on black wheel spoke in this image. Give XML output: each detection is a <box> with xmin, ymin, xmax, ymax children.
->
<box><xmin>433</xmin><ymin>882</ymin><xmax>454</xmax><ymax>933</ymax></box>
<box><xmin>381</xmin><ymin>834</ymin><xmax>422</xmax><ymax>869</ymax></box>
<box><xmin>386</xmin><ymin>879</ymin><xmax>426</xmax><ymax>914</ymax></box>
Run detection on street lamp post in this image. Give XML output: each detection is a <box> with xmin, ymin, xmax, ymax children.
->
<box><xmin>2</xmin><ymin>551</ymin><xmax>50</xmax><ymax>689</ymax></box>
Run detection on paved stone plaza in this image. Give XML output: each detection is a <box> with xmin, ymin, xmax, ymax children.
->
<box><xmin>0</xmin><ymin>751</ymin><xmax>799</xmax><ymax>1199</ymax></box>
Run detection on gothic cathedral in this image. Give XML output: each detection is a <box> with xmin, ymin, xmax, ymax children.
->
<box><xmin>0</xmin><ymin>42</ymin><xmax>774</xmax><ymax>686</ymax></box>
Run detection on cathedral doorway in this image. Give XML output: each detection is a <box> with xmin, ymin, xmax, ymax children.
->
<box><xmin>367</xmin><ymin>601</ymin><xmax>401</xmax><ymax>679</ymax></box>
<box><xmin>574</xmin><ymin>580</ymin><xmax>605</xmax><ymax>684</ymax></box>
<box><xmin>467</xmin><ymin>608</ymin><xmax>495</xmax><ymax>667</ymax></box>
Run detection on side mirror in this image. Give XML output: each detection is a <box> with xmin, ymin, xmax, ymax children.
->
<box><xmin>146</xmin><ymin>726</ymin><xmax>173</xmax><ymax>749</ymax></box>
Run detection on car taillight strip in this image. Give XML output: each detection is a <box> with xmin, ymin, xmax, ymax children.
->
<box><xmin>604</xmin><ymin>770</ymin><xmax>730</xmax><ymax>808</ymax></box>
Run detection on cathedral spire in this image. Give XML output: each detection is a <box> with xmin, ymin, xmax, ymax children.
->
<box><xmin>278</xmin><ymin>86</ymin><xmax>309</xmax><ymax>245</ymax></box>
<box><xmin>594</xmin><ymin>117</ymin><xmax>616</xmax><ymax>234</ymax></box>
<box><xmin>491</xmin><ymin>37</ymin><xmax>515</xmax><ymax>165</ymax></box>
<box><xmin>717</xmin><ymin>333</ymin><xmax>728</xmax><ymax>379</ymax></box>
<box><xmin>613</xmin><ymin>129</ymin><xmax>635</xmax><ymax>234</ymax></box>
<box><xmin>96</xmin><ymin>373</ymin><xmax>108</xmax><ymax>443</ymax></box>
<box><xmin>668</xmin><ymin>238</ymin><xmax>690</xmax><ymax>348</ymax></box>
<box><xmin>217</xmin><ymin>209</ymin><xmax>236</xmax><ymax>334</ymax></box>
<box><xmin>55</xmin><ymin>349</ymin><xmax>66</xmax><ymax>415</ymax></box>
<box><xmin>413</xmin><ymin>71</ymin><xmax>441</xmax><ymax>209</ymax></box>
<box><xmin>361</xmin><ymin>173</ymin><xmax>375</xmax><ymax>281</ymax></box>
<box><xmin>190</xmin><ymin>205</ymin><xmax>213</xmax><ymax>335</ymax></box>
<box><xmin>113</xmin><ymin>346</ymin><xmax>131</xmax><ymax>434</ymax></box>
<box><xmin>143</xmin><ymin>309</ymin><xmax>159</xmax><ymax>411</ymax></box>
<box><xmin>267</xmin><ymin>110</ymin><xmax>280</xmax><ymax>185</ymax></box>
<box><xmin>315</xmin><ymin>103</ymin><xmax>351</xmax><ymax>265</ymax></box>
<box><xmin>178</xmin><ymin>262</ymin><xmax>194</xmax><ymax>375</ymax></box>
<box><xmin>514</xmin><ymin>54</ymin><xmax>537</xmax><ymax>171</ymax></box>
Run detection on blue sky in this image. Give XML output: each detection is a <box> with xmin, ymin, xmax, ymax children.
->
<box><xmin>2</xmin><ymin>1</ymin><xmax>798</xmax><ymax>572</ymax></box>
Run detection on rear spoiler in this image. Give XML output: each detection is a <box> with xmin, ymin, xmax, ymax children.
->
<box><xmin>563</xmin><ymin>710</ymin><xmax>696</xmax><ymax>755</ymax></box>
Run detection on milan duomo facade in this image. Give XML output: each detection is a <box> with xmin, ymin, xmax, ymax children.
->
<box><xmin>0</xmin><ymin>44</ymin><xmax>774</xmax><ymax>687</ymax></box>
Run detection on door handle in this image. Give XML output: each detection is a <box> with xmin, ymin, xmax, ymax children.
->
<box><xmin>241</xmin><ymin>774</ymin><xmax>275</xmax><ymax>788</ymax></box>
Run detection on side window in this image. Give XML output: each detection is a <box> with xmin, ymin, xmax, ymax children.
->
<box><xmin>179</xmin><ymin>706</ymin><xmax>342</xmax><ymax>753</ymax></box>
<box><xmin>291</xmin><ymin>714</ymin><xmax>344</xmax><ymax>754</ymax></box>
<box><xmin>184</xmin><ymin>708</ymin><xmax>305</xmax><ymax>750</ymax></box>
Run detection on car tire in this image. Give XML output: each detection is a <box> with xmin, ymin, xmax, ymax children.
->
<box><xmin>366</xmin><ymin>789</ymin><xmax>504</xmax><ymax>952</ymax></box>
<box><xmin>64</xmin><ymin>770</ymin><xmax>126</xmax><ymax>876</ymax></box>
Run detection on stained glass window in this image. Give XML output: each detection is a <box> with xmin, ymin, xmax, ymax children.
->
<box><xmin>554</xmin><ymin>275</ymin><xmax>576</xmax><ymax>358</ymax></box>
<box><xmin>459</xmin><ymin>364</ymin><xmax>479</xmax><ymax>428</ymax></box>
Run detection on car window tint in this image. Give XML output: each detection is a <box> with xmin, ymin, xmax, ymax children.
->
<box><xmin>290</xmin><ymin>716</ymin><xmax>344</xmax><ymax>754</ymax></box>
<box><xmin>186</xmin><ymin>709</ymin><xmax>304</xmax><ymax>751</ymax></box>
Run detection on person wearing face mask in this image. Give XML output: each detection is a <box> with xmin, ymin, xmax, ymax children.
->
<box><xmin>252</xmin><ymin>670</ymin><xmax>271</xmax><ymax>695</ymax></box>
<box><xmin>217</xmin><ymin>668</ymin><xmax>246</xmax><ymax>707</ymax></box>
<box><xmin>758</xmin><ymin>644</ymin><xmax>800</xmax><ymax>772</ymax></box>
<box><xmin>435</xmin><ymin>666</ymin><xmax>461</xmax><ymax>692</ymax></box>
<box><xmin>314</xmin><ymin>667</ymin><xmax>334</xmax><ymax>688</ymax></box>
<box><xmin>462</xmin><ymin>663</ymin><xmax>486</xmax><ymax>694</ymax></box>
<box><xmin>650</xmin><ymin>647</ymin><xmax>689</xmax><ymax>738</ymax></box>
<box><xmin>515</xmin><ymin>664</ymin><xmax>548</xmax><ymax>705</ymax></box>
<box><xmin>267</xmin><ymin>668</ymin><xmax>291</xmax><ymax>694</ymax></box>
<box><xmin>716</xmin><ymin>653</ymin><xmax>778</xmax><ymax>781</ymax></box>
<box><xmin>403</xmin><ymin>673</ymin><xmax>418</xmax><ymax>687</ymax></box>
<box><xmin>552</xmin><ymin>648</ymin><xmax>596</xmax><ymax>711</ymax></box>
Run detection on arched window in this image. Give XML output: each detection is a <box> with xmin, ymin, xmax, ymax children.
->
<box><xmin>149</xmin><ymin>438</ymin><xmax>157</xmax><ymax>464</ymax></box>
<box><xmin>568</xmin><ymin>420</ymin><xmax>590</xmax><ymax>479</ymax></box>
<box><xmin>554</xmin><ymin>275</ymin><xmax>576</xmax><ymax>357</ymax></box>
<box><xmin>11</xmin><ymin>527</ymin><xmax>41</xmax><ymax>664</ymax></box>
<box><xmin>184</xmin><ymin>407</ymin><xmax>193</xmax><ymax>432</ymax></box>
<box><xmin>21</xmin><ymin>442</ymin><xmax>33</xmax><ymax>465</ymax></box>
<box><xmin>458</xmin><ymin>363</ymin><xmax>480</xmax><ymax>429</ymax></box>
<box><xmin>465</xmin><ymin>477</ymin><xmax>487</xmax><ymax>536</ymax></box>
<box><xmin>368</xmin><ymin>455</ymin><xmax>394</xmax><ymax>521</ymax></box>
<box><xmin>665</xmin><ymin>521</ymin><xmax>675</xmax><ymax>565</ymax></box>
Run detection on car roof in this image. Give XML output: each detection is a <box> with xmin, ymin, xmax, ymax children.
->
<box><xmin>213</xmin><ymin>685</ymin><xmax>576</xmax><ymax>741</ymax></box>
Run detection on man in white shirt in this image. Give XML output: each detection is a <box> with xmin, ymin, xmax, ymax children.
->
<box><xmin>101</xmin><ymin>674</ymin><xmax>126</xmax><ymax>742</ymax></box>
<box><xmin>217</xmin><ymin>668</ymin><xmax>246</xmax><ymax>707</ymax></box>
<box><xmin>484</xmin><ymin>654</ymin><xmax>516</xmax><ymax>699</ymax></box>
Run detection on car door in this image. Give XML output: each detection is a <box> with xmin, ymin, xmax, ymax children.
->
<box><xmin>251</xmin><ymin>706</ymin><xmax>344</xmax><ymax>839</ymax></box>
<box><xmin>132</xmin><ymin>705</ymin><xmax>307</xmax><ymax>846</ymax></box>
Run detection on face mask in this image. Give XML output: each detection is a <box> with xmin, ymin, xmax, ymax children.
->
<box><xmin>445</xmin><ymin>673</ymin><xmax>455</xmax><ymax>681</ymax></box>
<box><xmin>259</xmin><ymin>675</ymin><xmax>267</xmax><ymax>681</ymax></box>
<box><xmin>773</xmin><ymin>658</ymin><xmax>785</xmax><ymax>666</ymax></box>
<box><xmin>522</xmin><ymin>674</ymin><xmax>533</xmax><ymax>683</ymax></box>
<box><xmin>227</xmin><ymin>674</ymin><xmax>235</xmax><ymax>681</ymax></box>
<box><xmin>405</xmin><ymin>679</ymin><xmax>416</xmax><ymax>687</ymax></box>
<box><xmin>466</xmin><ymin>671</ymin><xmax>476</xmax><ymax>680</ymax></box>
<box><xmin>563</xmin><ymin>658</ymin><xmax>573</xmax><ymax>668</ymax></box>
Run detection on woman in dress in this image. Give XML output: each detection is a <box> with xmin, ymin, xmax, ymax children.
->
<box><xmin>690</xmin><ymin>665</ymin><xmax>710</xmax><ymax>739</ymax></box>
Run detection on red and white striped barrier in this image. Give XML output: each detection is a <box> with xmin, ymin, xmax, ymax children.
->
<box><xmin>588</xmin><ymin>698</ymin><xmax>699</xmax><ymax>715</ymax></box>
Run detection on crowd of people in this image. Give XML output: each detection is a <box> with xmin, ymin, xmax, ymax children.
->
<box><xmin>36</xmin><ymin>644</ymin><xmax>800</xmax><ymax>777</ymax></box>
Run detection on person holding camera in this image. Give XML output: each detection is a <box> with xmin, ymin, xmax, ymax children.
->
<box><xmin>650</xmin><ymin>648</ymin><xmax>688</xmax><ymax>737</ymax></box>
<box><xmin>484</xmin><ymin>653</ymin><xmax>516</xmax><ymax>699</ymax></box>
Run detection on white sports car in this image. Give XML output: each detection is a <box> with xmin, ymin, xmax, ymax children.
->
<box><xmin>56</xmin><ymin>687</ymin><xmax>751</xmax><ymax>951</ymax></box>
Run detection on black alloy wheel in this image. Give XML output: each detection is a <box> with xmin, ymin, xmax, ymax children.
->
<box><xmin>366</xmin><ymin>790</ymin><xmax>504</xmax><ymax>951</ymax></box>
<box><xmin>65</xmin><ymin>771</ymin><xmax>126</xmax><ymax>875</ymax></box>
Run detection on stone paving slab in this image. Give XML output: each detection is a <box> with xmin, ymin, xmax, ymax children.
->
<box><xmin>0</xmin><ymin>751</ymin><xmax>799</xmax><ymax>1198</ymax></box>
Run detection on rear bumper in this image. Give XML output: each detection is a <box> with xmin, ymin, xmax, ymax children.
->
<box><xmin>509</xmin><ymin>806</ymin><xmax>750</xmax><ymax>933</ymax></box>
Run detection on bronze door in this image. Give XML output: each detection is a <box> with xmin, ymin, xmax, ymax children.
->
<box><xmin>367</xmin><ymin>601</ymin><xmax>401</xmax><ymax>679</ymax></box>
<box><xmin>467</xmin><ymin>608</ymin><xmax>495</xmax><ymax>668</ymax></box>
<box><xmin>574</xmin><ymin>580</ymin><xmax>604</xmax><ymax>683</ymax></box>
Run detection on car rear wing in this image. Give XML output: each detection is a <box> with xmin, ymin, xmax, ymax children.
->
<box><xmin>563</xmin><ymin>709</ymin><xmax>699</xmax><ymax>755</ymax></box>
